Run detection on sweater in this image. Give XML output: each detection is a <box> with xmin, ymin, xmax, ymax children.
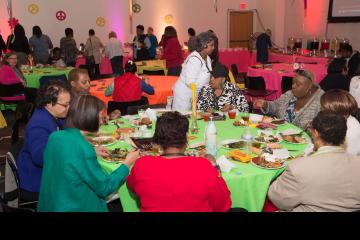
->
<box><xmin>262</xmin><ymin>88</ymin><xmax>324</xmax><ymax>130</ymax></box>
<box><xmin>162</xmin><ymin>37</ymin><xmax>184</xmax><ymax>68</ymax></box>
<box><xmin>38</xmin><ymin>128</ymin><xmax>129</xmax><ymax>212</ymax></box>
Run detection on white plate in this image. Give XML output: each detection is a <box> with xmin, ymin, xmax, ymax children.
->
<box><xmin>90</xmin><ymin>136</ymin><xmax>117</xmax><ymax>147</ymax></box>
<box><xmin>251</xmin><ymin>159</ymin><xmax>287</xmax><ymax>170</ymax></box>
<box><xmin>219</xmin><ymin>139</ymin><xmax>245</xmax><ymax>149</ymax></box>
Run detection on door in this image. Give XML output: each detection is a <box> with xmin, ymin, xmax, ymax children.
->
<box><xmin>229</xmin><ymin>11</ymin><xmax>253</xmax><ymax>48</ymax></box>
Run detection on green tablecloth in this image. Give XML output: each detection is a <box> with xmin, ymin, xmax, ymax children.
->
<box><xmin>23</xmin><ymin>67</ymin><xmax>73</xmax><ymax>88</ymax></box>
<box><xmin>98</xmin><ymin>113</ymin><xmax>310</xmax><ymax>212</ymax></box>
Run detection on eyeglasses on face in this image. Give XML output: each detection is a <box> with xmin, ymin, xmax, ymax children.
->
<box><xmin>56</xmin><ymin>102</ymin><xmax>70</xmax><ymax>108</ymax></box>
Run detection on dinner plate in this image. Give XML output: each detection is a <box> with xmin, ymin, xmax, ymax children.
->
<box><xmin>219</xmin><ymin>139</ymin><xmax>246</xmax><ymax>149</ymax></box>
<box><xmin>89</xmin><ymin>136</ymin><xmax>117</xmax><ymax>147</ymax></box>
<box><xmin>100</xmin><ymin>156</ymin><xmax>124</xmax><ymax>164</ymax></box>
<box><xmin>251</xmin><ymin>158</ymin><xmax>287</xmax><ymax>170</ymax></box>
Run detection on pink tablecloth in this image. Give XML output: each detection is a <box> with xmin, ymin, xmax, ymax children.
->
<box><xmin>76</xmin><ymin>54</ymin><xmax>132</xmax><ymax>75</ymax></box>
<box><xmin>269</xmin><ymin>52</ymin><xmax>330</xmax><ymax>65</ymax></box>
<box><xmin>247</xmin><ymin>63</ymin><xmax>327</xmax><ymax>99</ymax></box>
<box><xmin>219</xmin><ymin>49</ymin><xmax>257</xmax><ymax>73</ymax></box>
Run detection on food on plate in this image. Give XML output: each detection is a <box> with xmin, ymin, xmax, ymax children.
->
<box><xmin>188</xmin><ymin>136</ymin><xmax>197</xmax><ymax>141</ymax></box>
<box><xmin>262</xmin><ymin>116</ymin><xmax>285</xmax><ymax>125</ymax></box>
<box><xmin>282</xmin><ymin>134</ymin><xmax>307</xmax><ymax>144</ymax></box>
<box><xmin>257</xmin><ymin>122</ymin><xmax>277</xmax><ymax>130</ymax></box>
<box><xmin>228</xmin><ymin>150</ymin><xmax>253</xmax><ymax>163</ymax></box>
<box><xmin>266</xmin><ymin>143</ymin><xmax>283</xmax><ymax>149</ymax></box>
<box><xmin>116</xmin><ymin>127</ymin><xmax>136</xmax><ymax>134</ymax></box>
<box><xmin>109</xmin><ymin>110</ymin><xmax>122</xmax><ymax>120</ymax></box>
<box><xmin>140</xmin><ymin>117</ymin><xmax>152</xmax><ymax>126</ymax></box>
<box><xmin>102</xmin><ymin>148</ymin><xmax>129</xmax><ymax>163</ymax></box>
<box><xmin>254</xmin><ymin>132</ymin><xmax>281</xmax><ymax>143</ymax></box>
<box><xmin>252</xmin><ymin>156</ymin><xmax>285</xmax><ymax>169</ymax></box>
<box><xmin>186</xmin><ymin>143</ymin><xmax>206</xmax><ymax>156</ymax></box>
<box><xmin>233</xmin><ymin>120</ymin><xmax>247</xmax><ymax>127</ymax></box>
<box><xmin>88</xmin><ymin>136</ymin><xmax>116</xmax><ymax>146</ymax></box>
<box><xmin>250</xmin><ymin>146</ymin><xmax>263</xmax><ymax>156</ymax></box>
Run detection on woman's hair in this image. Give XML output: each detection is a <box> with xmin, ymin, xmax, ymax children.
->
<box><xmin>188</xmin><ymin>28</ymin><xmax>196</xmax><ymax>37</ymax></box>
<box><xmin>66</xmin><ymin>95</ymin><xmax>105</xmax><ymax>132</ymax></box>
<box><xmin>153</xmin><ymin>111</ymin><xmax>189</xmax><ymax>150</ymax></box>
<box><xmin>327</xmin><ymin>58</ymin><xmax>347</xmax><ymax>74</ymax></box>
<box><xmin>13</xmin><ymin>24</ymin><xmax>26</xmax><ymax>39</ymax></box>
<box><xmin>37</xmin><ymin>80</ymin><xmax>71</xmax><ymax>107</ymax></box>
<box><xmin>124</xmin><ymin>60</ymin><xmax>137</xmax><ymax>74</ymax></box>
<box><xmin>164</xmin><ymin>26</ymin><xmax>177</xmax><ymax>38</ymax></box>
<box><xmin>195</xmin><ymin>31</ymin><xmax>216</xmax><ymax>52</ymax></box>
<box><xmin>65</xmin><ymin>28</ymin><xmax>73</xmax><ymax>37</ymax></box>
<box><xmin>89</xmin><ymin>29</ymin><xmax>95</xmax><ymax>36</ymax></box>
<box><xmin>68</xmin><ymin>68</ymin><xmax>89</xmax><ymax>84</ymax></box>
<box><xmin>320</xmin><ymin>89</ymin><xmax>358</xmax><ymax>117</ymax></box>
<box><xmin>312</xmin><ymin>111</ymin><xmax>347</xmax><ymax>146</ymax></box>
<box><xmin>32</xmin><ymin>26</ymin><xmax>42</xmax><ymax>38</ymax></box>
<box><xmin>136</xmin><ymin>25</ymin><xmax>145</xmax><ymax>32</ymax></box>
<box><xmin>108</xmin><ymin>31</ymin><xmax>117</xmax><ymax>39</ymax></box>
<box><xmin>294</xmin><ymin>69</ymin><xmax>315</xmax><ymax>83</ymax></box>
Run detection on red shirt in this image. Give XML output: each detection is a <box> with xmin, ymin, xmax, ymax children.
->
<box><xmin>113</xmin><ymin>72</ymin><xmax>142</xmax><ymax>102</ymax></box>
<box><xmin>162</xmin><ymin>37</ymin><xmax>184</xmax><ymax>68</ymax></box>
<box><xmin>127</xmin><ymin>156</ymin><xmax>232</xmax><ymax>212</ymax></box>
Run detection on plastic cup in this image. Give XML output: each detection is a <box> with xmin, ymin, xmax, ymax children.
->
<box><xmin>228</xmin><ymin>110</ymin><xmax>237</xmax><ymax>119</ymax></box>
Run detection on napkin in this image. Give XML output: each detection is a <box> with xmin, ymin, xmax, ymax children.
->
<box><xmin>249</xmin><ymin>114</ymin><xmax>263</xmax><ymax>123</ymax></box>
<box><xmin>145</xmin><ymin>108</ymin><xmax>157</xmax><ymax>122</ymax></box>
<box><xmin>216</xmin><ymin>155</ymin><xmax>236</xmax><ymax>173</ymax></box>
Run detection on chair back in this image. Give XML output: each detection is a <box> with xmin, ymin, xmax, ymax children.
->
<box><xmin>281</xmin><ymin>76</ymin><xmax>293</xmax><ymax>94</ymax></box>
<box><xmin>108</xmin><ymin>98</ymin><xmax>148</xmax><ymax>116</ymax></box>
<box><xmin>231</xmin><ymin>64</ymin><xmax>239</xmax><ymax>78</ymax></box>
<box><xmin>4</xmin><ymin>152</ymin><xmax>19</xmax><ymax>208</ymax></box>
<box><xmin>39</xmin><ymin>74</ymin><xmax>68</xmax><ymax>88</ymax></box>
<box><xmin>247</xmin><ymin>76</ymin><xmax>266</xmax><ymax>90</ymax></box>
<box><xmin>142</xmin><ymin>70</ymin><xmax>165</xmax><ymax>76</ymax></box>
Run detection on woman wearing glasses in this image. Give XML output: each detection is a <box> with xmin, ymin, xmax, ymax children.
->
<box><xmin>172</xmin><ymin>31</ymin><xmax>216</xmax><ymax>111</ymax></box>
<box><xmin>17</xmin><ymin>80</ymin><xmax>71</xmax><ymax>204</ymax></box>
<box><xmin>254</xmin><ymin>69</ymin><xmax>324</xmax><ymax>130</ymax></box>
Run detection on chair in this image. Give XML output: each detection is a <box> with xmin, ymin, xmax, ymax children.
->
<box><xmin>127</xmin><ymin>104</ymin><xmax>166</xmax><ymax>115</ymax></box>
<box><xmin>281</xmin><ymin>76</ymin><xmax>293</xmax><ymax>94</ymax></box>
<box><xmin>231</xmin><ymin>64</ymin><xmax>240</xmax><ymax>79</ymax></box>
<box><xmin>229</xmin><ymin>64</ymin><xmax>245</xmax><ymax>89</ymax></box>
<box><xmin>39</xmin><ymin>74</ymin><xmax>68</xmax><ymax>88</ymax></box>
<box><xmin>3</xmin><ymin>152</ymin><xmax>38</xmax><ymax>211</ymax></box>
<box><xmin>245</xmin><ymin>76</ymin><xmax>277</xmax><ymax>98</ymax></box>
<box><xmin>142</xmin><ymin>70</ymin><xmax>165</xmax><ymax>76</ymax></box>
<box><xmin>108</xmin><ymin>97</ymin><xmax>148</xmax><ymax>116</ymax></box>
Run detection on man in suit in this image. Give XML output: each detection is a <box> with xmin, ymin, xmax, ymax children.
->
<box><xmin>340</xmin><ymin>43</ymin><xmax>360</xmax><ymax>78</ymax></box>
<box><xmin>256</xmin><ymin>29</ymin><xmax>273</xmax><ymax>64</ymax></box>
<box><xmin>268</xmin><ymin>112</ymin><xmax>360</xmax><ymax>212</ymax></box>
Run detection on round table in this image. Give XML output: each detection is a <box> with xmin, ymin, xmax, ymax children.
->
<box><xmin>97</xmin><ymin>112</ymin><xmax>311</xmax><ymax>212</ymax></box>
<box><xmin>23</xmin><ymin>67</ymin><xmax>73</xmax><ymax>88</ymax></box>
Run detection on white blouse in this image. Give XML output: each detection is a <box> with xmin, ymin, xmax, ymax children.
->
<box><xmin>172</xmin><ymin>51</ymin><xmax>212</xmax><ymax>111</ymax></box>
<box><xmin>350</xmin><ymin>76</ymin><xmax>360</xmax><ymax>107</ymax></box>
<box><xmin>345</xmin><ymin>115</ymin><xmax>360</xmax><ymax>156</ymax></box>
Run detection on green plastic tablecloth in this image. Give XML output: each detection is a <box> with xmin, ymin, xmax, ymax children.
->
<box><xmin>23</xmin><ymin>67</ymin><xmax>73</xmax><ymax>88</ymax></box>
<box><xmin>98</xmin><ymin>113</ymin><xmax>310</xmax><ymax>212</ymax></box>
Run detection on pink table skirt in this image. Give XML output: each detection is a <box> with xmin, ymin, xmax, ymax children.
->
<box><xmin>269</xmin><ymin>52</ymin><xmax>330</xmax><ymax>65</ymax></box>
<box><xmin>219</xmin><ymin>49</ymin><xmax>257</xmax><ymax>73</ymax></box>
<box><xmin>76</xmin><ymin>54</ymin><xmax>132</xmax><ymax>75</ymax></box>
<box><xmin>247</xmin><ymin>63</ymin><xmax>327</xmax><ymax>99</ymax></box>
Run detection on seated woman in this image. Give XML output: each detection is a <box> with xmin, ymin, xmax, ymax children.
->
<box><xmin>17</xmin><ymin>80</ymin><xmax>71</xmax><ymax>202</ymax></box>
<box><xmin>197</xmin><ymin>64</ymin><xmax>249</xmax><ymax>113</ymax></box>
<box><xmin>127</xmin><ymin>111</ymin><xmax>232</xmax><ymax>212</ymax></box>
<box><xmin>319</xmin><ymin>58</ymin><xmax>351</xmax><ymax>92</ymax></box>
<box><xmin>48</xmin><ymin>47</ymin><xmax>66</xmax><ymax>67</ymax></box>
<box><xmin>38</xmin><ymin>95</ymin><xmax>139</xmax><ymax>212</ymax></box>
<box><xmin>268</xmin><ymin>112</ymin><xmax>360</xmax><ymax>212</ymax></box>
<box><xmin>105</xmin><ymin>60</ymin><xmax>154</xmax><ymax>99</ymax></box>
<box><xmin>320</xmin><ymin>89</ymin><xmax>360</xmax><ymax>156</ymax></box>
<box><xmin>254</xmin><ymin>69</ymin><xmax>324</xmax><ymax>130</ymax></box>
<box><xmin>0</xmin><ymin>53</ymin><xmax>26</xmax><ymax>101</ymax></box>
<box><xmin>68</xmin><ymin>68</ymin><xmax>91</xmax><ymax>97</ymax></box>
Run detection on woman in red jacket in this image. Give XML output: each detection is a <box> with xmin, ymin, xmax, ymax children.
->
<box><xmin>127</xmin><ymin>111</ymin><xmax>232</xmax><ymax>212</ymax></box>
<box><xmin>161</xmin><ymin>26</ymin><xmax>184</xmax><ymax>76</ymax></box>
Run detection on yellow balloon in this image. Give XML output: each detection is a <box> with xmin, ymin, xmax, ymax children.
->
<box><xmin>28</xmin><ymin>4</ymin><xmax>39</xmax><ymax>14</ymax></box>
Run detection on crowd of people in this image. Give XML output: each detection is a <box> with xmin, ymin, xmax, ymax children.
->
<box><xmin>1</xmin><ymin>24</ymin><xmax>360</xmax><ymax>212</ymax></box>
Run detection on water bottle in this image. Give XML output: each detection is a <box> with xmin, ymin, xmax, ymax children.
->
<box><xmin>205</xmin><ymin>117</ymin><xmax>217</xmax><ymax>157</ymax></box>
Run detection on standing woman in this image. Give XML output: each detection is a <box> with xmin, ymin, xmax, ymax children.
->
<box><xmin>85</xmin><ymin>29</ymin><xmax>104</xmax><ymax>79</ymax></box>
<box><xmin>38</xmin><ymin>95</ymin><xmax>139</xmax><ymax>212</ymax></box>
<box><xmin>6</xmin><ymin>24</ymin><xmax>30</xmax><ymax>65</ymax></box>
<box><xmin>161</xmin><ymin>26</ymin><xmax>183</xmax><ymax>76</ymax></box>
<box><xmin>172</xmin><ymin>31</ymin><xmax>216</xmax><ymax>111</ymax></box>
<box><xmin>105</xmin><ymin>31</ymin><xmax>124</xmax><ymax>76</ymax></box>
<box><xmin>147</xmin><ymin>27</ymin><xmax>158</xmax><ymax>59</ymax></box>
<box><xmin>29</xmin><ymin>26</ymin><xmax>54</xmax><ymax>64</ymax></box>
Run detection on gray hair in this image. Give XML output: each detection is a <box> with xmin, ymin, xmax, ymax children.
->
<box><xmin>195</xmin><ymin>31</ymin><xmax>216</xmax><ymax>52</ymax></box>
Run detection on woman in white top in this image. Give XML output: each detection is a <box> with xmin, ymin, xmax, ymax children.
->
<box><xmin>85</xmin><ymin>29</ymin><xmax>104</xmax><ymax>79</ymax></box>
<box><xmin>172</xmin><ymin>31</ymin><xmax>216</xmax><ymax>111</ymax></box>
<box><xmin>320</xmin><ymin>89</ymin><xmax>360</xmax><ymax>156</ymax></box>
<box><xmin>105</xmin><ymin>31</ymin><xmax>125</xmax><ymax>76</ymax></box>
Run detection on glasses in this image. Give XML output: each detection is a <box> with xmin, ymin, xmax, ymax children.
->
<box><xmin>56</xmin><ymin>102</ymin><xmax>70</xmax><ymax>108</ymax></box>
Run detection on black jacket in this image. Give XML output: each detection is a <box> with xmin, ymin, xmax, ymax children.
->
<box><xmin>348</xmin><ymin>52</ymin><xmax>360</xmax><ymax>78</ymax></box>
<box><xmin>319</xmin><ymin>73</ymin><xmax>351</xmax><ymax>92</ymax></box>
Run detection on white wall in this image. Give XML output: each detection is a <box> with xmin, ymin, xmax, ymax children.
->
<box><xmin>0</xmin><ymin>0</ymin><xmax>258</xmax><ymax>49</ymax></box>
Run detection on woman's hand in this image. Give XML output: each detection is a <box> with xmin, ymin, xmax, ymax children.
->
<box><xmin>254</xmin><ymin>99</ymin><xmax>267</xmax><ymax>109</ymax></box>
<box><xmin>123</xmin><ymin>150</ymin><xmax>141</xmax><ymax>167</ymax></box>
<box><xmin>221</xmin><ymin>104</ymin><xmax>234</xmax><ymax>113</ymax></box>
<box><xmin>95</xmin><ymin>146</ymin><xmax>110</xmax><ymax>158</ymax></box>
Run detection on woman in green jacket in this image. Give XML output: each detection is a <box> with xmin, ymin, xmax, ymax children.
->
<box><xmin>38</xmin><ymin>95</ymin><xmax>140</xmax><ymax>212</ymax></box>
